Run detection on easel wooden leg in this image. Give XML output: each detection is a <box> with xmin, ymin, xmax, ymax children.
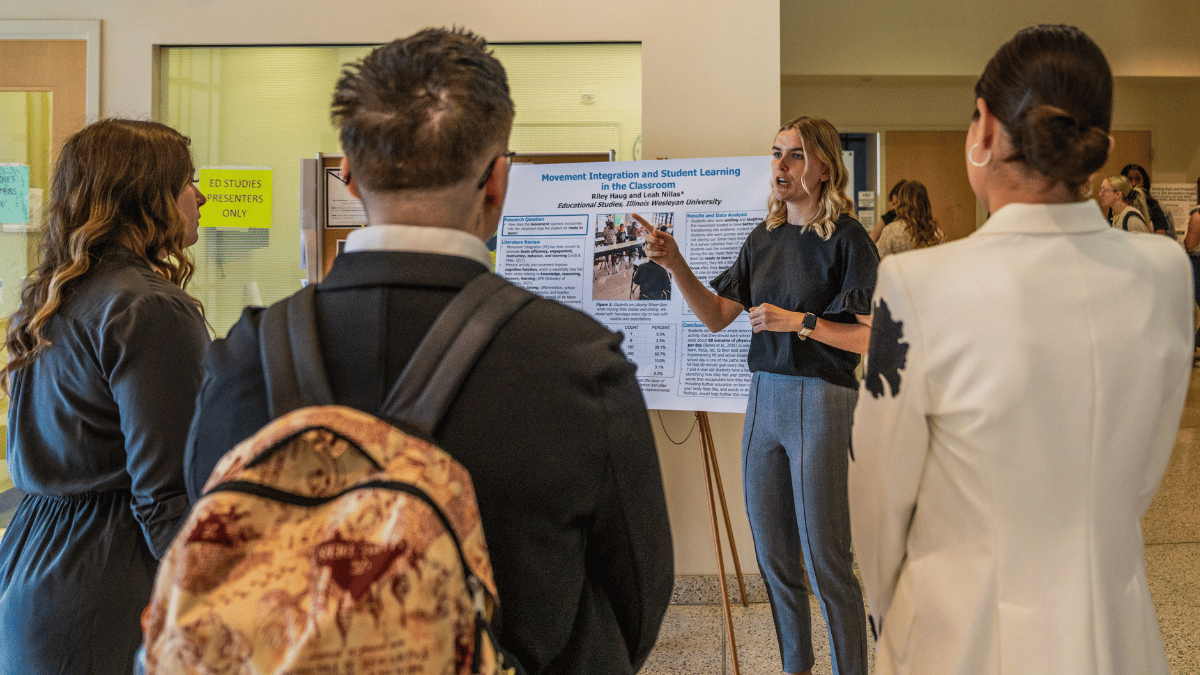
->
<box><xmin>696</xmin><ymin>410</ymin><xmax>746</xmax><ymax>675</ymax></box>
<box><xmin>697</xmin><ymin>411</ymin><xmax>748</xmax><ymax>606</ymax></box>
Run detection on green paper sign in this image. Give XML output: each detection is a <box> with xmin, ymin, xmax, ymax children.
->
<box><xmin>198</xmin><ymin>168</ymin><xmax>272</xmax><ymax>228</ymax></box>
<box><xmin>0</xmin><ymin>165</ymin><xmax>30</xmax><ymax>224</ymax></box>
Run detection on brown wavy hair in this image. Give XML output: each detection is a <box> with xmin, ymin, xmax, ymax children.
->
<box><xmin>894</xmin><ymin>181</ymin><xmax>945</xmax><ymax>249</ymax></box>
<box><xmin>765</xmin><ymin>116</ymin><xmax>854</xmax><ymax>239</ymax></box>
<box><xmin>2</xmin><ymin>119</ymin><xmax>199</xmax><ymax>392</ymax></box>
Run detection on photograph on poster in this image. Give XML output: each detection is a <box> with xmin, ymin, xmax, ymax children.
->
<box><xmin>592</xmin><ymin>212</ymin><xmax>673</xmax><ymax>300</ymax></box>
<box><xmin>630</xmin><ymin>260</ymin><xmax>672</xmax><ymax>301</ymax></box>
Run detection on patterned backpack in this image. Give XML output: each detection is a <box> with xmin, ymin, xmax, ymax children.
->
<box><xmin>141</xmin><ymin>273</ymin><xmax>532</xmax><ymax>675</ymax></box>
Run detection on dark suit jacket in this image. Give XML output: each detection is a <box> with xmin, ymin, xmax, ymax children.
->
<box><xmin>185</xmin><ymin>250</ymin><xmax>673</xmax><ymax>675</ymax></box>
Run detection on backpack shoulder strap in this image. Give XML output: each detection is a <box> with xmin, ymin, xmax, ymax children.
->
<box><xmin>380</xmin><ymin>273</ymin><xmax>536</xmax><ymax>437</ymax></box>
<box><xmin>1121</xmin><ymin>210</ymin><xmax>1134</xmax><ymax>231</ymax></box>
<box><xmin>258</xmin><ymin>284</ymin><xmax>336</xmax><ymax>419</ymax></box>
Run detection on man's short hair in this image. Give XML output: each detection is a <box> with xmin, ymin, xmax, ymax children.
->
<box><xmin>331</xmin><ymin>27</ymin><xmax>515</xmax><ymax>192</ymax></box>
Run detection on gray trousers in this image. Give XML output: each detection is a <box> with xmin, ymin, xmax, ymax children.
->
<box><xmin>742</xmin><ymin>371</ymin><xmax>867</xmax><ymax>675</ymax></box>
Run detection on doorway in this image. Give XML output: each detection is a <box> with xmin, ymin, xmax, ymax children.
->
<box><xmin>0</xmin><ymin>19</ymin><xmax>96</xmax><ymax>512</ymax></box>
<box><xmin>884</xmin><ymin>129</ymin><xmax>1153</xmax><ymax>241</ymax></box>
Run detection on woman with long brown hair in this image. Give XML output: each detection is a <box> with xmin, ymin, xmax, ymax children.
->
<box><xmin>1185</xmin><ymin>176</ymin><xmax>1200</xmax><ymax>351</ymax></box>
<box><xmin>0</xmin><ymin>119</ymin><xmax>209</xmax><ymax>674</ymax></box>
<box><xmin>874</xmin><ymin>179</ymin><xmax>946</xmax><ymax>257</ymax></box>
<box><xmin>869</xmin><ymin>178</ymin><xmax>908</xmax><ymax>243</ymax></box>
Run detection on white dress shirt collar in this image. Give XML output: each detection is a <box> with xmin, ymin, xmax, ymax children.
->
<box><xmin>341</xmin><ymin>224</ymin><xmax>493</xmax><ymax>270</ymax></box>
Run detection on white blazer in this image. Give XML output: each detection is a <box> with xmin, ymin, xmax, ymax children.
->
<box><xmin>849</xmin><ymin>201</ymin><xmax>1191</xmax><ymax>675</ymax></box>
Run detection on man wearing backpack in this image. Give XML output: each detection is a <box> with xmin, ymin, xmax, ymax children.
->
<box><xmin>184</xmin><ymin>27</ymin><xmax>673</xmax><ymax>675</ymax></box>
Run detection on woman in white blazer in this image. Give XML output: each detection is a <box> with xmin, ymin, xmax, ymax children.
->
<box><xmin>849</xmin><ymin>25</ymin><xmax>1190</xmax><ymax>675</ymax></box>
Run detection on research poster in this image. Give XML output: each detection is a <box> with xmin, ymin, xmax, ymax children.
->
<box><xmin>497</xmin><ymin>156</ymin><xmax>772</xmax><ymax>412</ymax></box>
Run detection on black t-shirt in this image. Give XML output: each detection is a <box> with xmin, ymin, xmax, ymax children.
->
<box><xmin>710</xmin><ymin>213</ymin><xmax>879</xmax><ymax>389</ymax></box>
<box><xmin>633</xmin><ymin>261</ymin><xmax>671</xmax><ymax>299</ymax></box>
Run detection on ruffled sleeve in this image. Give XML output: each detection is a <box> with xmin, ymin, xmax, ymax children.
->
<box><xmin>827</xmin><ymin>286</ymin><xmax>875</xmax><ymax>316</ymax></box>
<box><xmin>825</xmin><ymin>230</ymin><xmax>879</xmax><ymax>317</ymax></box>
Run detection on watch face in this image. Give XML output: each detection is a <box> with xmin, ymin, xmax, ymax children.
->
<box><xmin>803</xmin><ymin>313</ymin><xmax>818</xmax><ymax>330</ymax></box>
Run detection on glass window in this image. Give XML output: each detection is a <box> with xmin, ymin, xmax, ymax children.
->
<box><xmin>0</xmin><ymin>90</ymin><xmax>51</xmax><ymax>494</ymax></box>
<box><xmin>160</xmin><ymin>43</ymin><xmax>641</xmax><ymax>336</ymax></box>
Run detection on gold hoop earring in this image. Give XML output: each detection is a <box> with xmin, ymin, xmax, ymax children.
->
<box><xmin>968</xmin><ymin>142</ymin><xmax>992</xmax><ymax>168</ymax></box>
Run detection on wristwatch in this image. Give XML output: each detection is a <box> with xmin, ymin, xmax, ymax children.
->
<box><xmin>797</xmin><ymin>312</ymin><xmax>818</xmax><ymax>340</ymax></box>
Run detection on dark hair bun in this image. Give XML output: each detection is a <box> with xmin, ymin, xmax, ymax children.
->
<box><xmin>1021</xmin><ymin>104</ymin><xmax>1109</xmax><ymax>185</ymax></box>
<box><xmin>975</xmin><ymin>26</ymin><xmax>1113</xmax><ymax>191</ymax></box>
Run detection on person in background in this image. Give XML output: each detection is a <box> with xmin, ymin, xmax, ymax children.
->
<box><xmin>0</xmin><ymin>119</ymin><xmax>209</xmax><ymax>675</ymax></box>
<box><xmin>603</xmin><ymin>217</ymin><xmax>618</xmax><ymax>245</ymax></box>
<box><xmin>1183</xmin><ymin>176</ymin><xmax>1200</xmax><ymax>353</ymax></box>
<box><xmin>639</xmin><ymin>116</ymin><xmax>876</xmax><ymax>675</ymax></box>
<box><xmin>630</xmin><ymin>257</ymin><xmax>671</xmax><ymax>300</ymax></box>
<box><xmin>184</xmin><ymin>28</ymin><xmax>673</xmax><ymax>675</ymax></box>
<box><xmin>1122</xmin><ymin>163</ymin><xmax>1173</xmax><ymax>236</ymax></box>
<box><xmin>874</xmin><ymin>179</ymin><xmax>946</xmax><ymax>257</ymax></box>
<box><xmin>1099</xmin><ymin>174</ymin><xmax>1151</xmax><ymax>233</ymax></box>
<box><xmin>850</xmin><ymin>25</ymin><xmax>1189</xmax><ymax>675</ymax></box>
<box><xmin>870</xmin><ymin>179</ymin><xmax>908</xmax><ymax>242</ymax></box>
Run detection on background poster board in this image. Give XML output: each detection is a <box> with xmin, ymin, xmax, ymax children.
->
<box><xmin>324</xmin><ymin>165</ymin><xmax>367</xmax><ymax>228</ymax></box>
<box><xmin>1151</xmin><ymin>183</ymin><xmax>1198</xmax><ymax>244</ymax></box>
<box><xmin>497</xmin><ymin>156</ymin><xmax>773</xmax><ymax>412</ymax></box>
<box><xmin>0</xmin><ymin>165</ymin><xmax>30</xmax><ymax>225</ymax></box>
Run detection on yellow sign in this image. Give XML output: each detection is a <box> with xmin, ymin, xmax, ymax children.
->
<box><xmin>198</xmin><ymin>168</ymin><xmax>272</xmax><ymax>228</ymax></box>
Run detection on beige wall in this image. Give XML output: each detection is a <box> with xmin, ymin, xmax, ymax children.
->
<box><xmin>6</xmin><ymin>1</ymin><xmax>779</xmax><ymax>162</ymax></box>
<box><xmin>782</xmin><ymin>0</ymin><xmax>1200</xmax><ymax>78</ymax></box>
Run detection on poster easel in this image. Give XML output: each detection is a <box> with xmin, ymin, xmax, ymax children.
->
<box><xmin>695</xmin><ymin>410</ymin><xmax>747</xmax><ymax>675</ymax></box>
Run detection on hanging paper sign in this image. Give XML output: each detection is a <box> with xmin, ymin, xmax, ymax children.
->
<box><xmin>0</xmin><ymin>165</ymin><xmax>30</xmax><ymax>225</ymax></box>
<box><xmin>325</xmin><ymin>166</ymin><xmax>367</xmax><ymax>228</ymax></box>
<box><xmin>1151</xmin><ymin>183</ymin><xmax>1198</xmax><ymax>243</ymax></box>
<box><xmin>198</xmin><ymin>167</ymin><xmax>272</xmax><ymax>228</ymax></box>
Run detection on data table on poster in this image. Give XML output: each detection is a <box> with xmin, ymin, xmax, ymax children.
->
<box><xmin>620</xmin><ymin>324</ymin><xmax>678</xmax><ymax>378</ymax></box>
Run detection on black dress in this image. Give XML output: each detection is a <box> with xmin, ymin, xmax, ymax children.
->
<box><xmin>0</xmin><ymin>246</ymin><xmax>209</xmax><ymax>674</ymax></box>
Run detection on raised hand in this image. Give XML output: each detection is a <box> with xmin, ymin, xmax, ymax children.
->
<box><xmin>633</xmin><ymin>213</ymin><xmax>684</xmax><ymax>272</ymax></box>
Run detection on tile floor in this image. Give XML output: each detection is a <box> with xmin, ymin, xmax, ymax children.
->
<box><xmin>643</xmin><ymin>368</ymin><xmax>1200</xmax><ymax>674</ymax></box>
